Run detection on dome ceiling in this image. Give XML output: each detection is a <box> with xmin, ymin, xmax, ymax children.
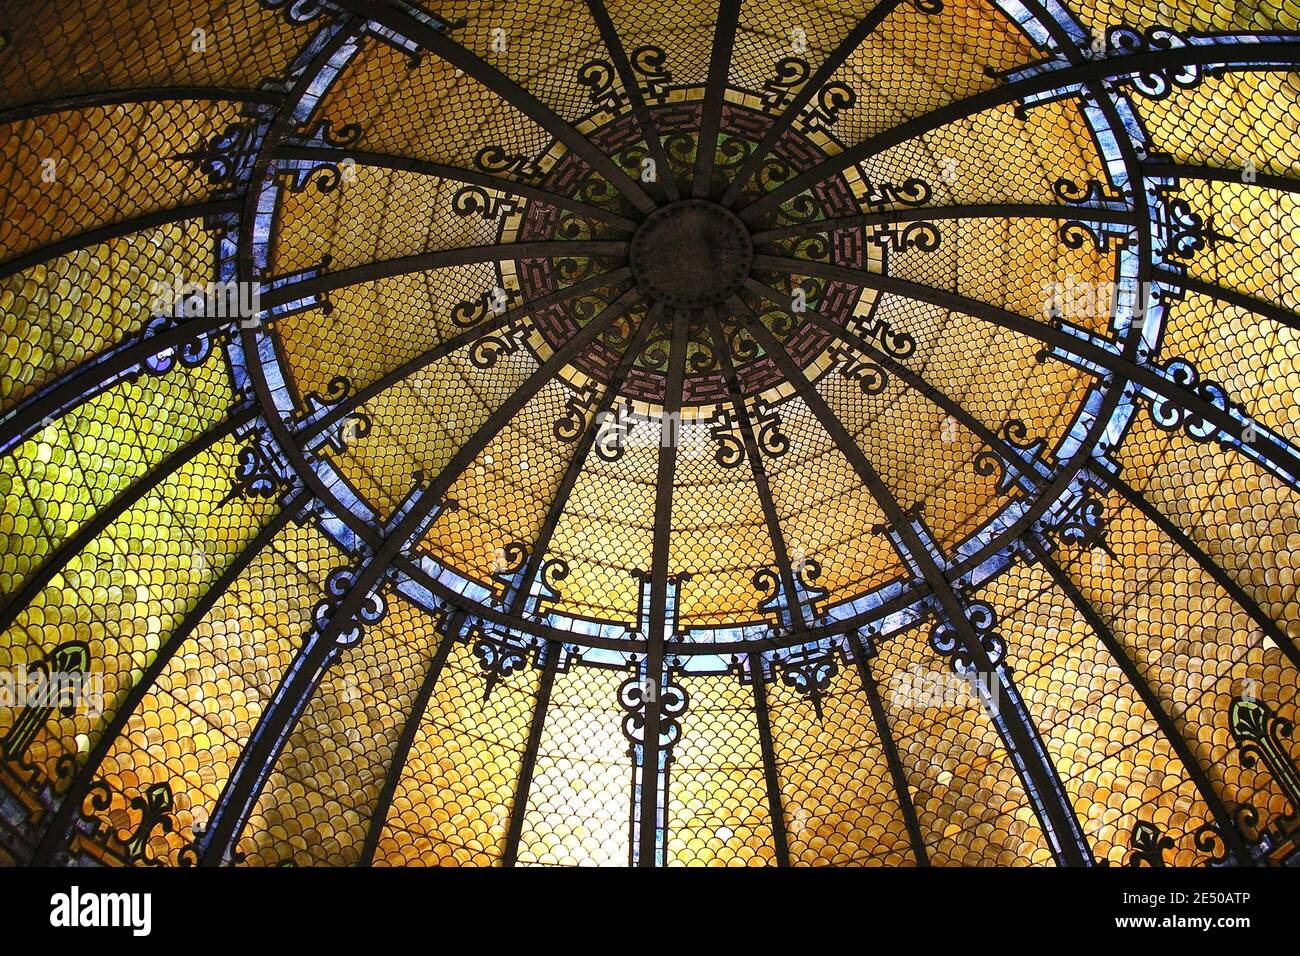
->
<box><xmin>0</xmin><ymin>0</ymin><xmax>1298</xmax><ymax>868</ymax></box>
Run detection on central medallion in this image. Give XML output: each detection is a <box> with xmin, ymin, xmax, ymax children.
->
<box><xmin>629</xmin><ymin>199</ymin><xmax>755</xmax><ymax>309</ymax></box>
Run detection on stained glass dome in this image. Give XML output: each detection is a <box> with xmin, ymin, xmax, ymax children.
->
<box><xmin>0</xmin><ymin>0</ymin><xmax>1298</xmax><ymax>868</ymax></box>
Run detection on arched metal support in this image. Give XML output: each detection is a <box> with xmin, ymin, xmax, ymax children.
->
<box><xmin>637</xmin><ymin>308</ymin><xmax>689</xmax><ymax>867</ymax></box>
<box><xmin>0</xmin><ymin>86</ymin><xmax>284</xmax><ymax>126</ymax></box>
<box><xmin>272</xmin><ymin>145</ymin><xmax>638</xmax><ymax>230</ymax></box>
<box><xmin>720</xmin><ymin>0</ymin><xmax>903</xmax><ymax>207</ymax></box>
<box><xmin>198</xmin><ymin>479</ymin><xmax>442</xmax><ymax>865</ymax></box>
<box><xmin>692</xmin><ymin>0</ymin><xmax>742</xmax><ymax>199</ymax></box>
<box><xmin>1155</xmin><ymin>269</ymin><xmax>1300</xmax><ymax>334</ymax></box>
<box><xmin>1144</xmin><ymin>162</ymin><xmax>1300</xmax><ymax>198</ymax></box>
<box><xmin>850</xmin><ymin>630</ymin><xmax>929</xmax><ymax>866</ymax></box>
<box><xmin>509</xmin><ymin>310</ymin><xmax>663</xmax><ymax>618</ymax></box>
<box><xmin>500</xmin><ymin>639</ymin><xmax>560</xmax><ymax>867</ymax></box>
<box><xmin>1025</xmin><ymin>534</ymin><xmax>1253</xmax><ymax>865</ymax></box>
<box><xmin>739</xmin><ymin>41</ymin><xmax>1300</xmax><ymax>227</ymax></box>
<box><xmin>29</xmin><ymin>488</ymin><xmax>312</xmax><ymax>865</ymax></box>
<box><xmin>753</xmin><ymin>203</ymin><xmax>1136</xmax><ymax>245</ymax></box>
<box><xmin>0</xmin><ymin>200</ymin><xmax>240</xmax><ymax>281</ymax></box>
<box><xmin>704</xmin><ymin>308</ymin><xmax>808</xmax><ymax>636</ymax></box>
<box><xmin>294</xmin><ymin>268</ymin><xmax>633</xmax><ymax>445</ymax></box>
<box><xmin>258</xmin><ymin>240</ymin><xmax>629</xmax><ymax>310</ymax></box>
<box><xmin>584</xmin><ymin>0</ymin><xmax>680</xmax><ymax>205</ymax></box>
<box><xmin>333</xmin><ymin>0</ymin><xmax>657</xmax><ymax>214</ymax></box>
<box><xmin>746</xmin><ymin>652</ymin><xmax>790</xmax><ymax>867</ymax></box>
<box><xmin>0</xmin><ymin>316</ymin><xmax>245</xmax><ymax>458</ymax></box>
<box><xmin>743</xmin><ymin>278</ymin><xmax>1052</xmax><ymax>498</ymax></box>
<box><xmin>357</xmin><ymin>607</ymin><xmax>465</xmax><ymax>866</ymax></box>
<box><xmin>732</xmin><ymin>293</ymin><xmax>1093</xmax><ymax>866</ymax></box>
<box><xmin>0</xmin><ymin>405</ymin><xmax>259</xmax><ymax>634</ymax></box>
<box><xmin>1101</xmin><ymin>469</ymin><xmax>1300</xmax><ymax>671</ymax></box>
<box><xmin>752</xmin><ymin>254</ymin><xmax>1300</xmax><ymax>481</ymax></box>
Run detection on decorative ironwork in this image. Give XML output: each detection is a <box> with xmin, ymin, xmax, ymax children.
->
<box><xmin>1148</xmin><ymin>358</ymin><xmax>1240</xmax><ymax>442</ymax></box>
<box><xmin>577</xmin><ymin>58</ymin><xmax>624</xmax><ymax>111</ymax></box>
<box><xmin>0</xmin><ymin>641</ymin><xmax>91</xmax><ymax>766</ymax></box>
<box><xmin>777</xmin><ymin>647</ymin><xmax>837</xmax><ymax>722</ymax></box>
<box><xmin>630</xmin><ymin>45</ymin><xmax>673</xmax><ymax>102</ymax></box>
<box><xmin>928</xmin><ymin>601</ymin><xmax>1006</xmax><ymax>675</ymax></box>
<box><xmin>473</xmin><ymin>631</ymin><xmax>529</xmax><ymax>701</ymax></box>
<box><xmin>224</xmin><ymin>425</ymin><xmax>296</xmax><ymax>504</ymax></box>
<box><xmin>803</xmin><ymin>82</ymin><xmax>855</xmax><ymax>134</ymax></box>
<box><xmin>752</xmin><ymin>400</ymin><xmax>790</xmax><ymax>458</ymax></box>
<box><xmin>312</xmin><ymin>564</ymin><xmax>388</xmax><ymax>648</ymax></box>
<box><xmin>470</xmin><ymin>314</ymin><xmax>533</xmax><ymax>369</ymax></box>
<box><xmin>852</xmin><ymin>316</ymin><xmax>917</xmax><ymax>359</ymax></box>
<box><xmin>761</xmin><ymin>57</ymin><xmax>810</xmax><ymax>112</ymax></box>
<box><xmin>1125</xmin><ymin>821</ymin><xmax>1175</xmax><ymax>867</ymax></box>
<box><xmin>1231</xmin><ymin>697</ymin><xmax>1300</xmax><ymax>815</ymax></box>
<box><xmin>178</xmin><ymin>113</ymin><xmax>266</xmax><ymax>192</ymax></box>
<box><xmin>861</xmin><ymin>177</ymin><xmax>932</xmax><ymax>211</ymax></box>
<box><xmin>1046</xmin><ymin>485</ymin><xmax>1110</xmax><ymax>551</ymax></box>
<box><xmin>873</xmin><ymin>221</ymin><xmax>941</xmax><ymax>253</ymax></box>
<box><xmin>122</xmin><ymin>783</ymin><xmax>178</xmax><ymax>866</ymax></box>
<box><xmin>473</xmin><ymin>145</ymin><xmax>544</xmax><ymax>183</ymax></box>
<box><xmin>708</xmin><ymin>407</ymin><xmax>746</xmax><ymax>469</ymax></box>
<box><xmin>451</xmin><ymin>287</ymin><xmax>518</xmax><ymax>328</ymax></box>
<box><xmin>451</xmin><ymin>185</ymin><xmax>520</xmax><ymax>222</ymax></box>
<box><xmin>829</xmin><ymin>342</ymin><xmax>889</xmax><ymax>394</ymax></box>
<box><xmin>259</xmin><ymin>0</ymin><xmax>332</xmax><ymax>25</ymax></box>
<box><xmin>1103</xmin><ymin>26</ymin><xmax>1204</xmax><ymax>100</ymax></box>
<box><xmin>292</xmin><ymin>375</ymin><xmax>373</xmax><ymax>453</ymax></box>
<box><xmin>619</xmin><ymin>672</ymin><xmax>688</xmax><ymax>750</ymax></box>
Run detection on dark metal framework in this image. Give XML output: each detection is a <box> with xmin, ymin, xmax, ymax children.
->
<box><xmin>2</xmin><ymin>0</ymin><xmax>1298</xmax><ymax>868</ymax></box>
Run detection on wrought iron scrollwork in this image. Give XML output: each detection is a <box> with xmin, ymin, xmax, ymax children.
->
<box><xmin>258</xmin><ymin>0</ymin><xmax>331</xmax><ymax>25</ymax></box>
<box><xmin>595</xmin><ymin>400</ymin><xmax>636</xmax><ymax>462</ymax></box>
<box><xmin>294</xmin><ymin>375</ymin><xmax>371</xmax><ymax>453</ymax></box>
<box><xmin>1047</xmin><ymin>485</ymin><xmax>1109</xmax><ymax>551</ymax></box>
<box><xmin>830</xmin><ymin>343</ymin><xmax>889</xmax><ymax>394</ymax></box>
<box><xmin>470</xmin><ymin>314</ymin><xmax>532</xmax><ymax>369</ymax></box>
<box><xmin>473</xmin><ymin>631</ymin><xmax>529</xmax><ymax>701</ymax></box>
<box><xmin>761</xmin><ymin>57</ymin><xmax>810</xmax><ymax>112</ymax></box>
<box><xmin>577</xmin><ymin>58</ymin><xmax>624</xmax><ymax>111</ymax></box>
<box><xmin>1231</xmin><ymin>697</ymin><xmax>1300</xmax><ymax>815</ymax></box>
<box><xmin>862</xmin><ymin>177</ymin><xmax>932</xmax><ymax>211</ymax></box>
<box><xmin>179</xmin><ymin>114</ymin><xmax>265</xmax><ymax>192</ymax></box>
<box><xmin>312</xmin><ymin>564</ymin><xmax>387</xmax><ymax>647</ymax></box>
<box><xmin>753</xmin><ymin>400</ymin><xmax>790</xmax><ymax>457</ymax></box>
<box><xmin>1059</xmin><ymin>219</ymin><xmax>1112</xmax><ymax>252</ymax></box>
<box><xmin>928</xmin><ymin>601</ymin><xmax>1005</xmax><ymax>675</ymax></box>
<box><xmin>0</xmin><ymin>641</ymin><xmax>91</xmax><ymax>767</ymax></box>
<box><xmin>1054</xmin><ymin>177</ymin><xmax>1120</xmax><ymax>205</ymax></box>
<box><xmin>474</xmin><ymin>145</ymin><xmax>544</xmax><ymax>183</ymax></box>
<box><xmin>851</xmin><ymin>316</ymin><xmax>917</xmax><ymax>360</ymax></box>
<box><xmin>140</xmin><ymin>313</ymin><xmax>217</xmax><ymax>375</ymax></box>
<box><xmin>123</xmin><ymin>783</ymin><xmax>178</xmax><ymax>866</ymax></box>
<box><xmin>554</xmin><ymin>383</ymin><xmax>600</xmax><ymax>443</ymax></box>
<box><xmin>1103</xmin><ymin>26</ymin><xmax>1204</xmax><ymax>100</ymax></box>
<box><xmin>451</xmin><ymin>287</ymin><xmax>517</xmax><ymax>328</ymax></box>
<box><xmin>1125</xmin><ymin>821</ymin><xmax>1175</xmax><ymax>867</ymax></box>
<box><xmin>1148</xmin><ymin>358</ymin><xmax>1239</xmax><ymax>442</ymax></box>
<box><xmin>451</xmin><ymin>185</ymin><xmax>519</xmax><ymax>222</ymax></box>
<box><xmin>778</xmin><ymin>648</ymin><xmax>838</xmax><ymax>722</ymax></box>
<box><xmin>619</xmin><ymin>673</ymin><xmax>688</xmax><ymax>750</ymax></box>
<box><xmin>630</xmin><ymin>45</ymin><xmax>673</xmax><ymax>102</ymax></box>
<box><xmin>873</xmin><ymin>221</ymin><xmax>941</xmax><ymax>253</ymax></box>
<box><xmin>708</xmin><ymin>408</ymin><xmax>746</xmax><ymax>469</ymax></box>
<box><xmin>803</xmin><ymin>82</ymin><xmax>855</xmax><ymax>134</ymax></box>
<box><xmin>224</xmin><ymin>425</ymin><xmax>295</xmax><ymax>505</ymax></box>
